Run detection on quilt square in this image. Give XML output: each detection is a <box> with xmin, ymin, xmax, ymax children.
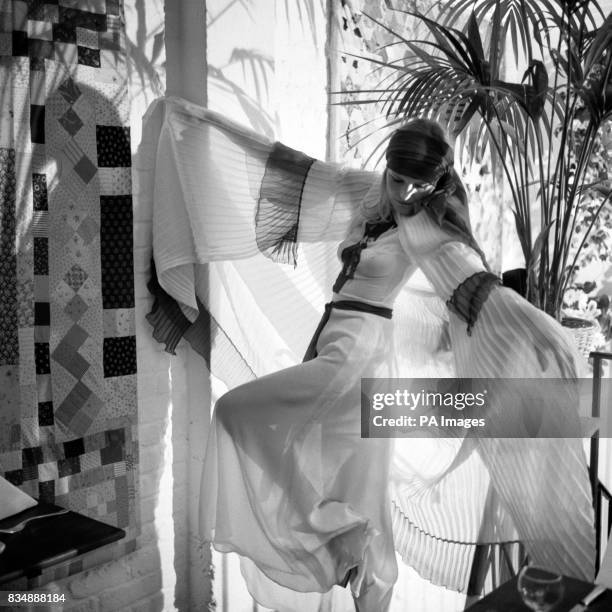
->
<box><xmin>12</xmin><ymin>1</ymin><xmax>28</xmax><ymax>31</ymax></box>
<box><xmin>34</xmin><ymin>324</ymin><xmax>50</xmax><ymax>342</ymax></box>
<box><xmin>32</xmin><ymin>173</ymin><xmax>48</xmax><ymax>210</ymax></box>
<box><xmin>33</xmin><ymin>237</ymin><xmax>48</xmax><ymax>274</ymax></box>
<box><xmin>0</xmin><ymin>150</ymin><xmax>18</xmax><ymax>366</ymax></box>
<box><xmin>30</xmin><ymin>104</ymin><xmax>45</xmax><ymax>144</ymax></box>
<box><xmin>72</xmin><ymin>94</ymin><xmax>93</xmax><ymax>122</ymax></box>
<box><xmin>64</xmin><ymin>405</ymin><xmax>96</xmax><ymax>438</ymax></box>
<box><xmin>105</xmin><ymin>428</ymin><xmax>124</xmax><ymax>447</ymax></box>
<box><xmin>103</xmin><ymin>336</ymin><xmax>136</xmax><ymax>378</ymax></box>
<box><xmin>76</xmin><ymin>26</ymin><xmax>98</xmax><ymax>49</ymax></box>
<box><xmin>52</xmin><ymin>342</ymin><xmax>89</xmax><ymax>379</ymax></box>
<box><xmin>100</xmin><ymin>195</ymin><xmax>133</xmax><ymax>309</ymax></box>
<box><xmin>100</xmin><ymin>443</ymin><xmax>122</xmax><ymax>465</ymax></box>
<box><xmin>26</xmin><ymin>0</ymin><xmax>46</xmax><ymax>21</ymax></box>
<box><xmin>60</xmin><ymin>1</ymin><xmax>107</xmax><ymax>14</ymax></box>
<box><xmin>22</xmin><ymin>463</ymin><xmax>38</xmax><ymax>481</ymax></box>
<box><xmin>57</xmin><ymin>455</ymin><xmax>80</xmax><ymax>477</ymax></box>
<box><xmin>106</xmin><ymin>0</ymin><xmax>120</xmax><ymax>16</ymax></box>
<box><xmin>29</xmin><ymin>55</ymin><xmax>44</xmax><ymax>71</ymax></box>
<box><xmin>102</xmin><ymin>308</ymin><xmax>134</xmax><ymax>338</ymax></box>
<box><xmin>77</xmin><ymin>216</ymin><xmax>98</xmax><ymax>244</ymax></box>
<box><xmin>0</xmin><ymin>10</ymin><xmax>10</xmax><ymax>32</ymax></box>
<box><xmin>32</xmin><ymin>210</ymin><xmax>48</xmax><ymax>237</ymax></box>
<box><xmin>99</xmin><ymin>29</ymin><xmax>119</xmax><ymax>51</ymax></box>
<box><xmin>22</xmin><ymin>416</ymin><xmax>40</xmax><ymax>448</ymax></box>
<box><xmin>28</xmin><ymin>39</ymin><xmax>54</xmax><ymax>61</ymax></box>
<box><xmin>63</xmin><ymin>265</ymin><xmax>88</xmax><ymax>292</ymax></box>
<box><xmin>34</xmin><ymin>342</ymin><xmax>50</xmax><ymax>374</ymax></box>
<box><xmin>63</xmin><ymin>324</ymin><xmax>89</xmax><ymax>351</ymax></box>
<box><xmin>22</xmin><ymin>445</ymin><xmax>43</xmax><ymax>466</ymax></box>
<box><xmin>53</xmin><ymin>40</ymin><xmax>77</xmax><ymax>64</ymax></box>
<box><xmin>44</xmin><ymin>4</ymin><xmax>59</xmax><ymax>24</ymax></box>
<box><xmin>56</xmin><ymin>380</ymin><xmax>92</xmax><ymax>422</ymax></box>
<box><xmin>33</xmin><ymin>275</ymin><xmax>49</xmax><ymax>302</ymax></box>
<box><xmin>77</xmin><ymin>44</ymin><xmax>99</xmax><ymax>67</ymax></box>
<box><xmin>27</xmin><ymin>19</ymin><xmax>53</xmax><ymax>41</ymax></box>
<box><xmin>58</xmin><ymin>107</ymin><xmax>83</xmax><ymax>136</ymax></box>
<box><xmin>29</xmin><ymin>69</ymin><xmax>47</xmax><ymax>105</ymax></box>
<box><xmin>98</xmin><ymin>167</ymin><xmax>131</xmax><ymax>196</ymax></box>
<box><xmin>64</xmin><ymin>294</ymin><xmax>88</xmax><ymax>321</ymax></box>
<box><xmin>63</xmin><ymin>437</ymin><xmax>84</xmax><ymax>457</ymax></box>
<box><xmin>59</xmin><ymin>7</ymin><xmax>106</xmax><ymax>32</ymax></box>
<box><xmin>57</xmin><ymin>76</ymin><xmax>81</xmax><ymax>104</ymax></box>
<box><xmin>38</xmin><ymin>401</ymin><xmax>54</xmax><ymax>426</ymax></box>
<box><xmin>79</xmin><ymin>450</ymin><xmax>101</xmax><ymax>471</ymax></box>
<box><xmin>12</xmin><ymin>31</ymin><xmax>27</xmax><ymax>56</ymax></box>
<box><xmin>0</xmin><ymin>450</ymin><xmax>23</xmax><ymax>473</ymax></box>
<box><xmin>4</xmin><ymin>469</ymin><xmax>24</xmax><ymax>486</ymax></box>
<box><xmin>34</xmin><ymin>301</ymin><xmax>50</xmax><ymax>325</ymax></box>
<box><xmin>0</xmin><ymin>33</ymin><xmax>12</xmax><ymax>56</ymax></box>
<box><xmin>38</xmin><ymin>460</ymin><xmax>59</xmax><ymax>482</ymax></box>
<box><xmin>36</xmin><ymin>373</ymin><xmax>52</xmax><ymax>403</ymax></box>
<box><xmin>73</xmin><ymin>154</ymin><xmax>97</xmax><ymax>183</ymax></box>
<box><xmin>38</xmin><ymin>479</ymin><xmax>55</xmax><ymax>502</ymax></box>
<box><xmin>96</xmin><ymin>125</ymin><xmax>130</xmax><ymax>167</ymax></box>
<box><xmin>52</xmin><ymin>22</ymin><xmax>76</xmax><ymax>44</ymax></box>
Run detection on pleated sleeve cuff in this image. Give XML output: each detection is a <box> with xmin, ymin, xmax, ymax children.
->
<box><xmin>298</xmin><ymin>165</ymin><xmax>379</xmax><ymax>242</ymax></box>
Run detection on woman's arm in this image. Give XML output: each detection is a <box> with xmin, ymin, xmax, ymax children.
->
<box><xmin>397</xmin><ymin>208</ymin><xmax>579</xmax><ymax>378</ymax></box>
<box><xmin>147</xmin><ymin>97</ymin><xmax>377</xmax><ymax>261</ymax></box>
<box><xmin>255</xmin><ymin>142</ymin><xmax>380</xmax><ymax>261</ymax></box>
<box><xmin>137</xmin><ymin>96</ymin><xmax>378</xmax><ymax>315</ymax></box>
<box><xmin>397</xmin><ymin>207</ymin><xmax>489</xmax><ymax>301</ymax></box>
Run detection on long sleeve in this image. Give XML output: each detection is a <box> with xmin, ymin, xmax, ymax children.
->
<box><xmin>137</xmin><ymin>96</ymin><xmax>379</xmax><ymax>318</ymax></box>
<box><xmin>397</xmin><ymin>210</ymin><xmax>487</xmax><ymax>302</ymax></box>
<box><xmin>396</xmin><ymin>207</ymin><xmax>596</xmax><ymax>582</ymax></box>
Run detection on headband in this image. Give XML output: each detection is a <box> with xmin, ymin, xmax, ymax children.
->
<box><xmin>385</xmin><ymin>128</ymin><xmax>450</xmax><ymax>184</ymax></box>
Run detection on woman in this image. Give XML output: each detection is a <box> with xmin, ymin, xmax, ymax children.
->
<box><xmin>140</xmin><ymin>97</ymin><xmax>595</xmax><ymax>611</ymax></box>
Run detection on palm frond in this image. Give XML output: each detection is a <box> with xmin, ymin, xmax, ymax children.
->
<box><xmin>439</xmin><ymin>0</ymin><xmax>553</xmax><ymax>56</ymax></box>
<box><xmin>334</xmin><ymin>2</ymin><xmax>612</xmax><ymax>316</ymax></box>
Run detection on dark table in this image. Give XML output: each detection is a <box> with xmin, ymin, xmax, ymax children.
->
<box><xmin>0</xmin><ymin>502</ymin><xmax>125</xmax><ymax>584</ymax></box>
<box><xmin>465</xmin><ymin>575</ymin><xmax>612</xmax><ymax>611</ymax></box>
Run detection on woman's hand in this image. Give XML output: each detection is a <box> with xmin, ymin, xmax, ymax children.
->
<box><xmin>521</xmin><ymin>312</ymin><xmax>578</xmax><ymax>378</ymax></box>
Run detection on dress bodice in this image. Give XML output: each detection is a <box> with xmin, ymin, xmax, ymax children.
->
<box><xmin>333</xmin><ymin>222</ymin><xmax>414</xmax><ymax>309</ymax></box>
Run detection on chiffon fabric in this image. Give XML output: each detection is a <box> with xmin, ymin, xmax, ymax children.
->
<box><xmin>201</xmin><ymin>271</ymin><xmax>403</xmax><ymax>610</ymax></box>
<box><xmin>396</xmin><ymin>212</ymin><xmax>596</xmax><ymax>579</ymax></box>
<box><xmin>138</xmin><ymin>96</ymin><xmax>596</xmax><ymax>610</ymax></box>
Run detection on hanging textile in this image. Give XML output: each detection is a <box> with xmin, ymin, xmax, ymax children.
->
<box><xmin>0</xmin><ymin>0</ymin><xmax>139</xmax><ymax>583</ymax></box>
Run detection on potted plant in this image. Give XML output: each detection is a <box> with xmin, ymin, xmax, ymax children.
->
<box><xmin>562</xmin><ymin>281</ymin><xmax>611</xmax><ymax>356</ymax></box>
<box><xmin>339</xmin><ymin>0</ymin><xmax>612</xmax><ymax>321</ymax></box>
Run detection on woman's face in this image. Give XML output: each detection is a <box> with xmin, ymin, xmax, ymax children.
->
<box><xmin>385</xmin><ymin>169</ymin><xmax>435</xmax><ymax>217</ymax></box>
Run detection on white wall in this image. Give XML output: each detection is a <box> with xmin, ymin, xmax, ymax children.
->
<box><xmin>205</xmin><ymin>1</ymin><xmax>331</xmax><ymax>610</ymax></box>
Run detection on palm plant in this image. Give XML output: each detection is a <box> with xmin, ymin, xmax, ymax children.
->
<box><xmin>341</xmin><ymin>0</ymin><xmax>612</xmax><ymax>318</ymax></box>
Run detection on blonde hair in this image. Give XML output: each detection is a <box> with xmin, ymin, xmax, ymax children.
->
<box><xmin>357</xmin><ymin>169</ymin><xmax>393</xmax><ymax>226</ymax></box>
<box><xmin>350</xmin><ymin>117</ymin><xmax>465</xmax><ymax>233</ymax></box>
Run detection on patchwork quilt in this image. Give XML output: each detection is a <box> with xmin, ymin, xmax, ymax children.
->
<box><xmin>0</xmin><ymin>0</ymin><xmax>138</xmax><ymax>583</ymax></box>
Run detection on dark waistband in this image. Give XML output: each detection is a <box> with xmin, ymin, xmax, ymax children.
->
<box><xmin>303</xmin><ymin>299</ymin><xmax>393</xmax><ymax>361</ymax></box>
<box><xmin>328</xmin><ymin>300</ymin><xmax>393</xmax><ymax>319</ymax></box>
